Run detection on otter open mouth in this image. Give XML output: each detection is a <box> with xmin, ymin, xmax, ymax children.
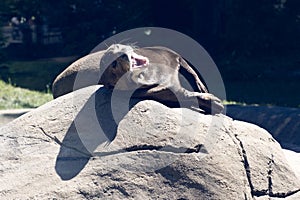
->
<box><xmin>129</xmin><ymin>52</ymin><xmax>149</xmax><ymax>69</ymax></box>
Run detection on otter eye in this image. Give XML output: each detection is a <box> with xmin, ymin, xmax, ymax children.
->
<box><xmin>111</xmin><ymin>61</ymin><xmax>117</xmax><ymax>68</ymax></box>
<box><xmin>120</xmin><ymin>54</ymin><xmax>127</xmax><ymax>59</ymax></box>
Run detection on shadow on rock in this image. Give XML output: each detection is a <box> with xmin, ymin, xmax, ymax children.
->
<box><xmin>55</xmin><ymin>87</ymin><xmax>141</xmax><ymax>180</ymax></box>
<box><xmin>55</xmin><ymin>86</ymin><xmax>220</xmax><ymax>180</ymax></box>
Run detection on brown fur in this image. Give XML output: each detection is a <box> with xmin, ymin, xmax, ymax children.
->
<box><xmin>99</xmin><ymin>44</ymin><xmax>223</xmax><ymax>114</ymax></box>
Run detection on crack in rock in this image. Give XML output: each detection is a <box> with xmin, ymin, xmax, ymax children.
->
<box><xmin>234</xmin><ymin>133</ymin><xmax>300</xmax><ymax>198</ymax></box>
<box><xmin>267</xmin><ymin>154</ymin><xmax>274</xmax><ymax>196</ymax></box>
<box><xmin>32</xmin><ymin>125</ymin><xmax>206</xmax><ymax>159</ymax></box>
<box><xmin>125</xmin><ymin>144</ymin><xmax>207</xmax><ymax>154</ymax></box>
<box><xmin>267</xmin><ymin>152</ymin><xmax>300</xmax><ymax>198</ymax></box>
<box><xmin>0</xmin><ymin>134</ymin><xmax>50</xmax><ymax>143</ymax></box>
<box><xmin>94</xmin><ymin>144</ymin><xmax>207</xmax><ymax>157</ymax></box>
<box><xmin>233</xmin><ymin>134</ymin><xmax>256</xmax><ymax>197</ymax></box>
<box><xmin>270</xmin><ymin>190</ymin><xmax>300</xmax><ymax>198</ymax></box>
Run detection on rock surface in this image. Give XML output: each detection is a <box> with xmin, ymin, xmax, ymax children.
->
<box><xmin>227</xmin><ymin>105</ymin><xmax>300</xmax><ymax>152</ymax></box>
<box><xmin>0</xmin><ymin>85</ymin><xmax>299</xmax><ymax>199</ymax></box>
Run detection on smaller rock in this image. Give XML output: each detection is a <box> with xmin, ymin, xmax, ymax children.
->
<box><xmin>52</xmin><ymin>50</ymin><xmax>105</xmax><ymax>98</ymax></box>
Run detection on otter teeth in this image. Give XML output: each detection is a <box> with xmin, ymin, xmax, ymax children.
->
<box><xmin>130</xmin><ymin>52</ymin><xmax>149</xmax><ymax>69</ymax></box>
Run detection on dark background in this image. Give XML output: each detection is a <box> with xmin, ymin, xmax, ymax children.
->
<box><xmin>0</xmin><ymin>0</ymin><xmax>299</xmax><ymax>107</ymax></box>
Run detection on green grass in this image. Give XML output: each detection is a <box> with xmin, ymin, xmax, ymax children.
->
<box><xmin>0</xmin><ymin>56</ymin><xmax>77</xmax><ymax>91</ymax></box>
<box><xmin>0</xmin><ymin>80</ymin><xmax>53</xmax><ymax>109</ymax></box>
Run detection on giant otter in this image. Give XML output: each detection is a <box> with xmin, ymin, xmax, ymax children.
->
<box><xmin>99</xmin><ymin>44</ymin><xmax>224</xmax><ymax>114</ymax></box>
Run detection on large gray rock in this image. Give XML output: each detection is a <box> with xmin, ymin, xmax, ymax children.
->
<box><xmin>0</xmin><ymin>85</ymin><xmax>299</xmax><ymax>199</ymax></box>
<box><xmin>52</xmin><ymin>50</ymin><xmax>104</xmax><ymax>98</ymax></box>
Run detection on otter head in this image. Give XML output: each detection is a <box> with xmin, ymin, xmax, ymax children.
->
<box><xmin>99</xmin><ymin>44</ymin><xmax>149</xmax><ymax>90</ymax></box>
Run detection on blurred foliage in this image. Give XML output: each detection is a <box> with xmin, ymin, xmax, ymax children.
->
<box><xmin>0</xmin><ymin>0</ymin><xmax>299</xmax><ymax>57</ymax></box>
<box><xmin>221</xmin><ymin>0</ymin><xmax>300</xmax><ymax>56</ymax></box>
<box><xmin>0</xmin><ymin>0</ymin><xmax>152</xmax><ymax>57</ymax></box>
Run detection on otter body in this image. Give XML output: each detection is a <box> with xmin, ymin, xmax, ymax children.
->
<box><xmin>100</xmin><ymin>44</ymin><xmax>223</xmax><ymax>114</ymax></box>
